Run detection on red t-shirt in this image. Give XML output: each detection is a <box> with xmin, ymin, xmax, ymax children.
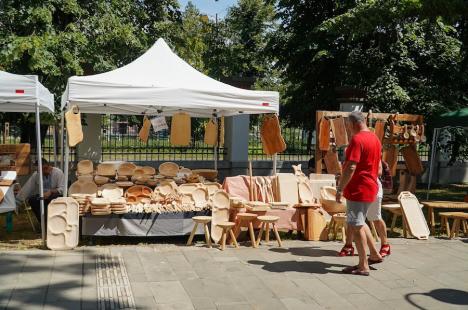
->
<box><xmin>343</xmin><ymin>131</ymin><xmax>382</xmax><ymax>202</ymax></box>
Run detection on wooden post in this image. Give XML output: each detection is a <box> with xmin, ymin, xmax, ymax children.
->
<box><xmin>315</xmin><ymin>111</ymin><xmax>324</xmax><ymax>174</ymax></box>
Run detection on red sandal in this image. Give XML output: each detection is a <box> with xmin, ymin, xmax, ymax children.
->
<box><xmin>379</xmin><ymin>244</ymin><xmax>391</xmax><ymax>257</ymax></box>
<box><xmin>338</xmin><ymin>245</ymin><xmax>355</xmax><ymax>257</ymax></box>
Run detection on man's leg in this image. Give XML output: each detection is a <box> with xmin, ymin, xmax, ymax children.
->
<box><xmin>364</xmin><ymin>223</ymin><xmax>382</xmax><ymax>261</ymax></box>
<box><xmin>373</xmin><ymin>219</ymin><xmax>388</xmax><ymax>245</ymax></box>
<box><xmin>353</xmin><ymin>225</ymin><xmax>370</xmax><ymax>272</ymax></box>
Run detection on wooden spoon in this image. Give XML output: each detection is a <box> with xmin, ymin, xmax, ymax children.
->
<box><xmin>410</xmin><ymin>125</ymin><xmax>417</xmax><ymax>137</ymax></box>
<box><xmin>421</xmin><ymin>125</ymin><xmax>427</xmax><ymax>143</ymax></box>
<box><xmin>414</xmin><ymin>125</ymin><xmax>421</xmax><ymax>142</ymax></box>
<box><xmin>403</xmin><ymin>124</ymin><xmax>410</xmax><ymax>139</ymax></box>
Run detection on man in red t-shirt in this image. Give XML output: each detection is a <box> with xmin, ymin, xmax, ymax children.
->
<box><xmin>336</xmin><ymin>111</ymin><xmax>383</xmax><ymax>276</ymax></box>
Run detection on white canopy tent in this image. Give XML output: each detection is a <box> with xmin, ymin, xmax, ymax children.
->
<box><xmin>61</xmin><ymin>38</ymin><xmax>280</xmax><ymax>196</ymax></box>
<box><xmin>0</xmin><ymin>70</ymin><xmax>55</xmax><ymax>243</ymax></box>
<box><xmin>61</xmin><ymin>38</ymin><xmax>279</xmax><ymax>116</ymax></box>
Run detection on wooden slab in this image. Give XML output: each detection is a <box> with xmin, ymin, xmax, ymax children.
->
<box><xmin>383</xmin><ymin>145</ymin><xmax>398</xmax><ymax>177</ymax></box>
<box><xmin>399</xmin><ymin>191</ymin><xmax>429</xmax><ymax>239</ymax></box>
<box><xmin>400</xmin><ymin>145</ymin><xmax>424</xmax><ymax>176</ymax></box>
<box><xmin>276</xmin><ymin>173</ymin><xmax>299</xmax><ymax>205</ymax></box>
<box><xmin>344</xmin><ymin>117</ymin><xmax>354</xmax><ymax>142</ymax></box>
<box><xmin>323</xmin><ymin>149</ymin><xmax>342</xmax><ymax>175</ymax></box>
<box><xmin>318</xmin><ymin>118</ymin><xmax>330</xmax><ymax>151</ymax></box>
<box><xmin>65</xmin><ymin>107</ymin><xmax>83</xmax><ymax>147</ymax></box>
<box><xmin>330</xmin><ymin>117</ymin><xmax>348</xmax><ymax>147</ymax></box>
<box><xmin>374</xmin><ymin>120</ymin><xmax>385</xmax><ymax>143</ymax></box>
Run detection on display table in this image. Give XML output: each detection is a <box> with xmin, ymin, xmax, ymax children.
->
<box><xmin>82</xmin><ymin>211</ymin><xmax>210</xmax><ymax>236</ymax></box>
<box><xmin>421</xmin><ymin>201</ymin><xmax>468</xmax><ymax>234</ymax></box>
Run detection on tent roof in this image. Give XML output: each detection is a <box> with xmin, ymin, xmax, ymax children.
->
<box><xmin>61</xmin><ymin>38</ymin><xmax>279</xmax><ymax>117</ymax></box>
<box><xmin>433</xmin><ymin>107</ymin><xmax>468</xmax><ymax>128</ymax></box>
<box><xmin>0</xmin><ymin>71</ymin><xmax>54</xmax><ymax>113</ymax></box>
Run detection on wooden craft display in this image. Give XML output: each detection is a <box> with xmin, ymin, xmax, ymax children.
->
<box><xmin>0</xmin><ymin>143</ymin><xmax>31</xmax><ymax>175</ymax></box>
<box><xmin>315</xmin><ymin>111</ymin><xmax>424</xmax><ymax>176</ymax></box>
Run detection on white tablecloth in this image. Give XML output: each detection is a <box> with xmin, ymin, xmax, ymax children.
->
<box><xmin>0</xmin><ymin>186</ymin><xmax>16</xmax><ymax>214</ymax></box>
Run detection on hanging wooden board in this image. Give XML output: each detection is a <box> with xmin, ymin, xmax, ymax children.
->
<box><xmin>383</xmin><ymin>145</ymin><xmax>398</xmax><ymax>177</ymax></box>
<box><xmin>374</xmin><ymin>120</ymin><xmax>386</xmax><ymax>143</ymax></box>
<box><xmin>323</xmin><ymin>149</ymin><xmax>342</xmax><ymax>175</ymax></box>
<box><xmin>400</xmin><ymin>145</ymin><xmax>424</xmax><ymax>176</ymax></box>
<box><xmin>344</xmin><ymin>117</ymin><xmax>354</xmax><ymax>142</ymax></box>
<box><xmin>330</xmin><ymin>117</ymin><xmax>348</xmax><ymax>147</ymax></box>
<box><xmin>318</xmin><ymin>118</ymin><xmax>330</xmax><ymax>151</ymax></box>
<box><xmin>65</xmin><ymin>106</ymin><xmax>83</xmax><ymax>147</ymax></box>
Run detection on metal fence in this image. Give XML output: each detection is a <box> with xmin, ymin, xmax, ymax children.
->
<box><xmin>100</xmin><ymin>115</ymin><xmax>226</xmax><ymax>161</ymax></box>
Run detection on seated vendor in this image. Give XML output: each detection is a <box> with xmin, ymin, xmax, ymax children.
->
<box><xmin>16</xmin><ymin>158</ymin><xmax>64</xmax><ymax>227</ymax></box>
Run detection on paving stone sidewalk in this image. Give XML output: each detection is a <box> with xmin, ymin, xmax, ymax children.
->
<box><xmin>0</xmin><ymin>238</ymin><xmax>467</xmax><ymax>309</ymax></box>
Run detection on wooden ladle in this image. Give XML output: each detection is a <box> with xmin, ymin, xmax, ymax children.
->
<box><xmin>414</xmin><ymin>125</ymin><xmax>421</xmax><ymax>142</ymax></box>
<box><xmin>403</xmin><ymin>124</ymin><xmax>410</xmax><ymax>139</ymax></box>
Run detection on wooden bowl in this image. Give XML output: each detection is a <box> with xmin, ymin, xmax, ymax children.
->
<box><xmin>159</xmin><ymin>162</ymin><xmax>179</xmax><ymax>177</ymax></box>
<box><xmin>77</xmin><ymin>160</ymin><xmax>93</xmax><ymax>175</ymax></box>
<box><xmin>192</xmin><ymin>169</ymin><xmax>217</xmax><ymax>180</ymax></box>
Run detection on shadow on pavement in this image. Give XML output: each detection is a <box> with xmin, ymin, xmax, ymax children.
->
<box><xmin>248</xmin><ymin>259</ymin><xmax>347</xmax><ymax>274</ymax></box>
<box><xmin>405</xmin><ymin>289</ymin><xmax>468</xmax><ymax>310</ymax></box>
<box><xmin>269</xmin><ymin>246</ymin><xmax>338</xmax><ymax>257</ymax></box>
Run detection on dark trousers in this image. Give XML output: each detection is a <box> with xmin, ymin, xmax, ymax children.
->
<box><xmin>29</xmin><ymin>193</ymin><xmax>59</xmax><ymax>229</ymax></box>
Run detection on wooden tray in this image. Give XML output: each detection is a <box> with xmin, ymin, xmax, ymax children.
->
<box><xmin>399</xmin><ymin>191</ymin><xmax>429</xmax><ymax>239</ymax></box>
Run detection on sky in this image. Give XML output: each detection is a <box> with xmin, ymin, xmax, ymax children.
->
<box><xmin>178</xmin><ymin>0</ymin><xmax>237</xmax><ymax>19</ymax></box>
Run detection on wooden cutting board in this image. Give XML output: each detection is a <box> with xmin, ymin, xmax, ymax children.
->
<box><xmin>204</xmin><ymin>119</ymin><xmax>218</xmax><ymax>146</ymax></box>
<box><xmin>399</xmin><ymin>192</ymin><xmax>429</xmax><ymax>239</ymax></box>
<box><xmin>323</xmin><ymin>149</ymin><xmax>342</xmax><ymax>175</ymax></box>
<box><xmin>138</xmin><ymin>117</ymin><xmax>151</xmax><ymax>143</ymax></box>
<box><xmin>276</xmin><ymin>173</ymin><xmax>299</xmax><ymax>205</ymax></box>
<box><xmin>400</xmin><ymin>145</ymin><xmax>424</xmax><ymax>175</ymax></box>
<box><xmin>318</xmin><ymin>118</ymin><xmax>330</xmax><ymax>151</ymax></box>
<box><xmin>330</xmin><ymin>117</ymin><xmax>348</xmax><ymax>147</ymax></box>
<box><xmin>260</xmin><ymin>115</ymin><xmax>286</xmax><ymax>155</ymax></box>
<box><xmin>374</xmin><ymin>120</ymin><xmax>385</xmax><ymax>143</ymax></box>
<box><xmin>65</xmin><ymin>106</ymin><xmax>83</xmax><ymax>147</ymax></box>
<box><xmin>383</xmin><ymin>145</ymin><xmax>398</xmax><ymax>177</ymax></box>
<box><xmin>170</xmin><ymin>112</ymin><xmax>191</xmax><ymax>146</ymax></box>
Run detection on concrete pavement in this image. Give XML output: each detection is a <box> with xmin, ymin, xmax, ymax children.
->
<box><xmin>0</xmin><ymin>237</ymin><xmax>467</xmax><ymax>309</ymax></box>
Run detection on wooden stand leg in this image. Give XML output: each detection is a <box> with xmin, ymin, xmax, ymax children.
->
<box><xmin>186</xmin><ymin>222</ymin><xmax>198</xmax><ymax>246</ymax></box>
<box><xmin>444</xmin><ymin>217</ymin><xmax>451</xmax><ymax>237</ymax></box>
<box><xmin>265</xmin><ymin>223</ymin><xmax>270</xmax><ymax>243</ymax></box>
<box><xmin>248</xmin><ymin>222</ymin><xmax>257</xmax><ymax>248</ymax></box>
<box><xmin>220</xmin><ymin>228</ymin><xmax>227</xmax><ymax>251</ymax></box>
<box><xmin>402</xmin><ymin>216</ymin><xmax>409</xmax><ymax>238</ymax></box>
<box><xmin>257</xmin><ymin>222</ymin><xmax>265</xmax><ymax>246</ymax></box>
<box><xmin>429</xmin><ymin>207</ymin><xmax>435</xmax><ymax>235</ymax></box>
<box><xmin>328</xmin><ymin>218</ymin><xmax>335</xmax><ymax>240</ymax></box>
<box><xmin>462</xmin><ymin>220</ymin><xmax>468</xmax><ymax>235</ymax></box>
<box><xmin>452</xmin><ymin>219</ymin><xmax>460</xmax><ymax>238</ymax></box>
<box><xmin>204</xmin><ymin>224</ymin><xmax>212</xmax><ymax>248</ymax></box>
<box><xmin>391</xmin><ymin>214</ymin><xmax>397</xmax><ymax>233</ymax></box>
<box><xmin>229</xmin><ymin>229</ymin><xmax>239</xmax><ymax>248</ymax></box>
<box><xmin>273</xmin><ymin>223</ymin><xmax>282</xmax><ymax>247</ymax></box>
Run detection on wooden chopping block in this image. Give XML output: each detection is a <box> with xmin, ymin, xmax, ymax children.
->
<box><xmin>65</xmin><ymin>106</ymin><xmax>83</xmax><ymax>147</ymax></box>
<box><xmin>330</xmin><ymin>117</ymin><xmax>348</xmax><ymax>147</ymax></box>
<box><xmin>318</xmin><ymin>118</ymin><xmax>330</xmax><ymax>151</ymax></box>
<box><xmin>383</xmin><ymin>145</ymin><xmax>398</xmax><ymax>177</ymax></box>
<box><xmin>400</xmin><ymin>145</ymin><xmax>424</xmax><ymax>176</ymax></box>
<box><xmin>204</xmin><ymin>119</ymin><xmax>218</xmax><ymax>146</ymax></box>
<box><xmin>323</xmin><ymin>149</ymin><xmax>342</xmax><ymax>175</ymax></box>
<box><xmin>170</xmin><ymin>112</ymin><xmax>191</xmax><ymax>146</ymax></box>
<box><xmin>374</xmin><ymin>120</ymin><xmax>386</xmax><ymax>143</ymax></box>
<box><xmin>138</xmin><ymin>117</ymin><xmax>151</xmax><ymax>143</ymax></box>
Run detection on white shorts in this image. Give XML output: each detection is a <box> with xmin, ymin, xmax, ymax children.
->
<box><xmin>367</xmin><ymin>196</ymin><xmax>382</xmax><ymax>221</ymax></box>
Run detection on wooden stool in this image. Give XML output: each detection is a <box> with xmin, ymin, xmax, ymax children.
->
<box><xmin>256</xmin><ymin>216</ymin><xmax>282</xmax><ymax>247</ymax></box>
<box><xmin>329</xmin><ymin>213</ymin><xmax>346</xmax><ymax>243</ymax></box>
<box><xmin>216</xmin><ymin>222</ymin><xmax>238</xmax><ymax>250</ymax></box>
<box><xmin>187</xmin><ymin>216</ymin><xmax>212</xmax><ymax>248</ymax></box>
<box><xmin>235</xmin><ymin>212</ymin><xmax>258</xmax><ymax>248</ymax></box>
<box><xmin>444</xmin><ymin>212</ymin><xmax>468</xmax><ymax>238</ymax></box>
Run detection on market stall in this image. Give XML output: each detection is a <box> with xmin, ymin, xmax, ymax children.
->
<box><xmin>0</xmin><ymin>71</ymin><xmax>55</xmax><ymax>243</ymax></box>
<box><xmin>60</xmin><ymin>38</ymin><xmax>280</xmax><ymax>237</ymax></box>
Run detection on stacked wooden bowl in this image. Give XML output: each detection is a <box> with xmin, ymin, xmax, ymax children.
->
<box><xmin>90</xmin><ymin>197</ymin><xmax>111</xmax><ymax>215</ymax></box>
<box><xmin>110</xmin><ymin>198</ymin><xmax>128</xmax><ymax>214</ymax></box>
<box><xmin>71</xmin><ymin>194</ymin><xmax>93</xmax><ymax>216</ymax></box>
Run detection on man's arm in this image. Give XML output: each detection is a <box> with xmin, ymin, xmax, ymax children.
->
<box><xmin>53</xmin><ymin>169</ymin><xmax>65</xmax><ymax>195</ymax></box>
<box><xmin>336</xmin><ymin>160</ymin><xmax>357</xmax><ymax>202</ymax></box>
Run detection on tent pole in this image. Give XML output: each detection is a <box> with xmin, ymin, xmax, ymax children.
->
<box><xmin>63</xmin><ymin>104</ymin><xmax>69</xmax><ymax>197</ymax></box>
<box><xmin>60</xmin><ymin>111</ymin><xmax>64</xmax><ymax>170</ymax></box>
<box><xmin>53</xmin><ymin>125</ymin><xmax>58</xmax><ymax>166</ymax></box>
<box><xmin>273</xmin><ymin>154</ymin><xmax>277</xmax><ymax>176</ymax></box>
<box><xmin>214</xmin><ymin>117</ymin><xmax>218</xmax><ymax>171</ymax></box>
<box><xmin>34</xmin><ymin>78</ymin><xmax>46</xmax><ymax>245</ymax></box>
<box><xmin>426</xmin><ymin>128</ymin><xmax>439</xmax><ymax>200</ymax></box>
